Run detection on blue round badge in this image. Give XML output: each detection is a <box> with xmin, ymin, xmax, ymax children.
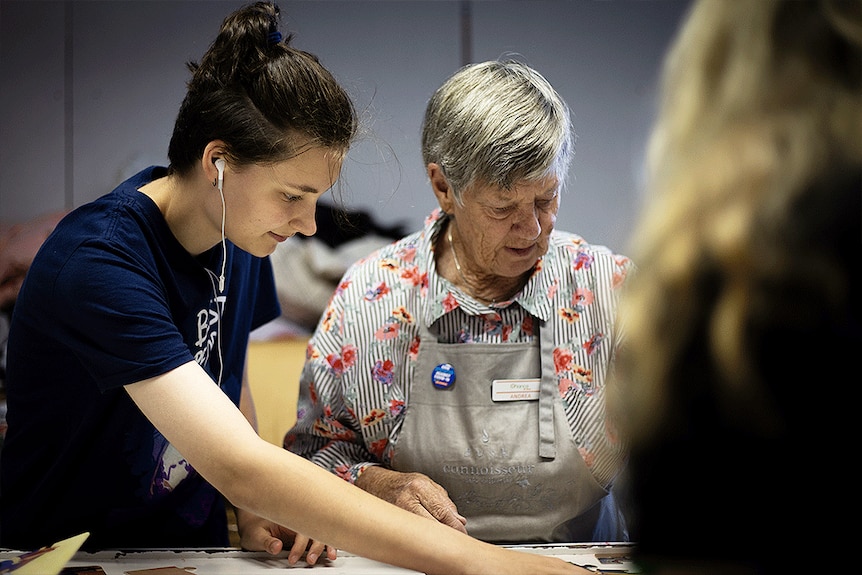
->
<box><xmin>431</xmin><ymin>363</ymin><xmax>456</xmax><ymax>390</ymax></box>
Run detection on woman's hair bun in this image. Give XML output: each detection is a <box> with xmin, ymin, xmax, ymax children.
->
<box><xmin>168</xmin><ymin>1</ymin><xmax>355</xmax><ymax>173</ymax></box>
<box><xmin>196</xmin><ymin>1</ymin><xmax>292</xmax><ymax>87</ymax></box>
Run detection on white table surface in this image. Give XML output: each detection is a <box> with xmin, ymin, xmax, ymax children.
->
<box><xmin>52</xmin><ymin>543</ymin><xmax>637</xmax><ymax>574</ymax></box>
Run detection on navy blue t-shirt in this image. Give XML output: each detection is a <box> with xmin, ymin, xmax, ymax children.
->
<box><xmin>0</xmin><ymin>167</ymin><xmax>280</xmax><ymax>550</ymax></box>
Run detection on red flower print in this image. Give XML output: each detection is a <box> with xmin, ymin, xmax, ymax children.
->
<box><xmin>341</xmin><ymin>344</ymin><xmax>356</xmax><ymax>369</ymax></box>
<box><xmin>335</xmin><ymin>279</ymin><xmax>351</xmax><ymax>295</ymax></box>
<box><xmin>335</xmin><ymin>464</ymin><xmax>353</xmax><ymax>482</ymax></box>
<box><xmin>364</xmin><ymin>282</ymin><xmax>390</xmax><ymax>302</ymax></box>
<box><xmin>426</xmin><ymin>209</ymin><xmax>443</xmax><ymax>226</ymax></box>
<box><xmin>573</xmin><ymin>250</ymin><xmax>594</xmax><ymax>270</ymax></box>
<box><xmin>325</xmin><ymin>353</ymin><xmax>344</xmax><ymax>376</ymax></box>
<box><xmin>572</xmin><ymin>364</ymin><xmax>594</xmax><ymax>394</ymax></box>
<box><xmin>393</xmin><ymin>306</ymin><xmax>414</xmax><ymax>324</ymax></box>
<box><xmin>521</xmin><ymin>315</ymin><xmax>534</xmax><ymax>336</ymax></box>
<box><xmin>380</xmin><ymin>259</ymin><xmax>399</xmax><ymax>272</ymax></box>
<box><xmin>375</xmin><ymin>321</ymin><xmax>400</xmax><ymax>341</ymax></box>
<box><xmin>322</xmin><ymin>308</ymin><xmax>336</xmax><ymax>332</ymax></box>
<box><xmin>313</xmin><ymin>418</ymin><xmax>355</xmax><ymax>440</ymax></box>
<box><xmin>582</xmin><ymin>333</ymin><xmax>604</xmax><ymax>355</ymax></box>
<box><xmin>443</xmin><ymin>292</ymin><xmax>459</xmax><ymax>312</ymax></box>
<box><xmin>553</xmin><ymin>347</ymin><xmax>573</xmax><ymax>374</ymax></box>
<box><xmin>482</xmin><ymin>312</ymin><xmax>503</xmax><ymax>335</ymax></box>
<box><xmin>362</xmin><ymin>409</ymin><xmax>386</xmax><ymax>427</ymax></box>
<box><xmin>408</xmin><ymin>336</ymin><xmax>421</xmax><ymax>360</ymax></box>
<box><xmin>573</xmin><ymin>287</ymin><xmax>594</xmax><ymax>306</ymax></box>
<box><xmin>341</xmin><ymin>344</ymin><xmax>357</xmax><ymax>368</ymax></box>
<box><xmin>389</xmin><ymin>398</ymin><xmax>405</xmax><ymax>417</ymax></box>
<box><xmin>547</xmin><ymin>279</ymin><xmax>558</xmax><ymax>300</ymax></box>
<box><xmin>530</xmin><ymin>258</ymin><xmax>544</xmax><ymax>279</ymax></box>
<box><xmin>558</xmin><ymin>366</ymin><xmax>593</xmax><ymax>397</ymax></box>
<box><xmin>558</xmin><ymin>377</ymin><xmax>575</xmax><ymax>396</ymax></box>
<box><xmin>309</xmin><ymin>380</ymin><xmax>318</xmax><ymax>404</ymax></box>
<box><xmin>369</xmin><ymin>438</ymin><xmax>389</xmax><ymax>459</ymax></box>
<box><xmin>401</xmin><ymin>266</ymin><xmax>422</xmax><ymax>287</ymax></box>
<box><xmin>573</xmin><ymin>365</ymin><xmax>592</xmax><ymax>382</ymax></box>
<box><xmin>558</xmin><ymin>307</ymin><xmax>580</xmax><ymax>323</ymax></box>
<box><xmin>397</xmin><ymin>245</ymin><xmax>417</xmax><ymax>263</ymax></box>
<box><xmin>372</xmin><ymin>359</ymin><xmax>395</xmax><ymax>386</ymax></box>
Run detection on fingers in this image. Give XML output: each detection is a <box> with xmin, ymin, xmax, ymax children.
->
<box><xmin>403</xmin><ymin>477</ymin><xmax>468</xmax><ymax>534</ymax></box>
<box><xmin>421</xmin><ymin>494</ymin><xmax>469</xmax><ymax>534</ymax></box>
<box><xmin>287</xmin><ymin>533</ymin><xmax>309</xmax><ymax>564</ymax></box>
<box><xmin>264</xmin><ymin>535</ymin><xmax>284</xmax><ymax>555</ymax></box>
<box><xmin>287</xmin><ymin>533</ymin><xmax>336</xmax><ymax>565</ymax></box>
<box><xmin>304</xmin><ymin>538</ymin><xmax>337</xmax><ymax>565</ymax></box>
<box><xmin>235</xmin><ymin>511</ymin><xmax>336</xmax><ymax>565</ymax></box>
<box><xmin>236</xmin><ymin>513</ymin><xmax>284</xmax><ymax>555</ymax></box>
<box><xmin>356</xmin><ymin>468</ymin><xmax>469</xmax><ymax>533</ymax></box>
<box><xmin>240</xmin><ymin>529</ymin><xmax>283</xmax><ymax>555</ymax></box>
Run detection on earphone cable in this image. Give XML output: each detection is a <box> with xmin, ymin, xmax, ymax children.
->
<box><xmin>218</xmin><ymin>187</ymin><xmax>227</xmax><ymax>292</ymax></box>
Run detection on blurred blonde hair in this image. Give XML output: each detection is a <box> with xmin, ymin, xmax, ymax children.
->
<box><xmin>612</xmin><ymin>0</ymin><xmax>862</xmax><ymax>444</ymax></box>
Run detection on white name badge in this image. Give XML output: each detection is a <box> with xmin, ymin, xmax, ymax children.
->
<box><xmin>491</xmin><ymin>378</ymin><xmax>541</xmax><ymax>402</ymax></box>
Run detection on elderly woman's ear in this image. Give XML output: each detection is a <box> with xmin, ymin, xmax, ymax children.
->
<box><xmin>427</xmin><ymin>163</ymin><xmax>457</xmax><ymax>213</ymax></box>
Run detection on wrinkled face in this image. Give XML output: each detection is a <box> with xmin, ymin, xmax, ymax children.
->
<box><xmin>452</xmin><ymin>175</ymin><xmax>560</xmax><ymax>279</ymax></box>
<box><xmin>222</xmin><ymin>147</ymin><xmax>342</xmax><ymax>257</ymax></box>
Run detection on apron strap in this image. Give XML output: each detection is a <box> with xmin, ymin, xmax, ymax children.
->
<box><xmin>538</xmin><ymin>318</ymin><xmax>557</xmax><ymax>459</ymax></box>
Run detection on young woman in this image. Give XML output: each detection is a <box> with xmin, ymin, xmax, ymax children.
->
<box><xmin>0</xmin><ymin>3</ymin><xmax>582</xmax><ymax>574</ymax></box>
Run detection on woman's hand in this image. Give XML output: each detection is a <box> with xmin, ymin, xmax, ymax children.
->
<box><xmin>355</xmin><ymin>466</ymin><xmax>468</xmax><ymax>534</ymax></box>
<box><xmin>235</xmin><ymin>507</ymin><xmax>337</xmax><ymax>565</ymax></box>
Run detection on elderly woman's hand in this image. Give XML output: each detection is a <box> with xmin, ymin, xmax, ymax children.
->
<box><xmin>355</xmin><ymin>466</ymin><xmax>468</xmax><ymax>534</ymax></box>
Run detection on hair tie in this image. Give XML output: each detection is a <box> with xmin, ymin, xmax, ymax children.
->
<box><xmin>268</xmin><ymin>31</ymin><xmax>282</xmax><ymax>45</ymax></box>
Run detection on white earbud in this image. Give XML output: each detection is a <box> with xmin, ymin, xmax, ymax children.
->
<box><xmin>214</xmin><ymin>158</ymin><xmax>226</xmax><ymax>192</ymax></box>
<box><xmin>214</xmin><ymin>157</ymin><xmax>227</xmax><ymax>292</ymax></box>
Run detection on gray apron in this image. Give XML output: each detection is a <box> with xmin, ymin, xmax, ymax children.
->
<box><xmin>391</xmin><ymin>316</ymin><xmax>612</xmax><ymax>543</ymax></box>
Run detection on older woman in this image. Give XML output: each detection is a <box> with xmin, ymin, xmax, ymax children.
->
<box><xmin>285</xmin><ymin>60</ymin><xmax>633</xmax><ymax>544</ymax></box>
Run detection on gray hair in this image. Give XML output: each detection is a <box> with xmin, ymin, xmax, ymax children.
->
<box><xmin>421</xmin><ymin>60</ymin><xmax>574</xmax><ymax>203</ymax></box>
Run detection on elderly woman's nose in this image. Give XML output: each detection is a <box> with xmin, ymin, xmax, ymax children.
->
<box><xmin>514</xmin><ymin>205</ymin><xmax>542</xmax><ymax>238</ymax></box>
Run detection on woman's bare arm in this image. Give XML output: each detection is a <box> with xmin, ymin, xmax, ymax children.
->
<box><xmin>125</xmin><ymin>361</ymin><xmax>584</xmax><ymax>575</ymax></box>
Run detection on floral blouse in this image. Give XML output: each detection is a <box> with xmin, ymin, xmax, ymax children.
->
<box><xmin>284</xmin><ymin>209</ymin><xmax>632</xmax><ymax>487</ymax></box>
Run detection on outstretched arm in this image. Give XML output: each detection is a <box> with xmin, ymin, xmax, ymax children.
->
<box><xmin>125</xmin><ymin>361</ymin><xmax>585</xmax><ymax>575</ymax></box>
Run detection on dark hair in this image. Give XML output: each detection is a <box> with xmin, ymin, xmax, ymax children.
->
<box><xmin>167</xmin><ymin>1</ymin><xmax>356</xmax><ymax>174</ymax></box>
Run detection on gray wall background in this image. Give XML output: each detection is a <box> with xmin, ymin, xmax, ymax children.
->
<box><xmin>0</xmin><ymin>0</ymin><xmax>690</xmax><ymax>254</ymax></box>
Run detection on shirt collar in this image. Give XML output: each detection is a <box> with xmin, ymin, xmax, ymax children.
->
<box><xmin>421</xmin><ymin>209</ymin><xmax>555</xmax><ymax>327</ymax></box>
